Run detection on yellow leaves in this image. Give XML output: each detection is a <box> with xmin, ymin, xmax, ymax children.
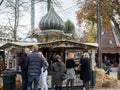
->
<box><xmin>86</xmin><ymin>33</ymin><xmax>96</xmax><ymax>42</ymax></box>
<box><xmin>76</xmin><ymin>2</ymin><xmax>96</xmax><ymax>25</ymax></box>
<box><xmin>76</xmin><ymin>0</ymin><xmax>120</xmax><ymax>29</ymax></box>
<box><xmin>84</xmin><ymin>22</ymin><xmax>97</xmax><ymax>43</ymax></box>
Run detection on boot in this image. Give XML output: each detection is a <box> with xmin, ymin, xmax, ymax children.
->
<box><xmin>71</xmin><ymin>86</ymin><xmax>74</xmax><ymax>90</ymax></box>
<box><xmin>66</xmin><ymin>86</ymin><xmax>69</xmax><ymax>90</ymax></box>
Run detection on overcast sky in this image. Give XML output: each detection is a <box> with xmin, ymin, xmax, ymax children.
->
<box><xmin>34</xmin><ymin>0</ymin><xmax>78</xmax><ymax>28</ymax></box>
<box><xmin>19</xmin><ymin>0</ymin><xmax>80</xmax><ymax>37</ymax></box>
<box><xmin>0</xmin><ymin>0</ymin><xmax>81</xmax><ymax>37</ymax></box>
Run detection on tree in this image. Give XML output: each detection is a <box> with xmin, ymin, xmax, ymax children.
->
<box><xmin>35</xmin><ymin>0</ymin><xmax>62</xmax><ymax>12</ymax></box>
<box><xmin>14</xmin><ymin>0</ymin><xmax>19</xmax><ymax>41</ymax></box>
<box><xmin>77</xmin><ymin>0</ymin><xmax>120</xmax><ymax>28</ymax></box>
<box><xmin>0</xmin><ymin>0</ymin><xmax>30</xmax><ymax>41</ymax></box>
<box><xmin>30</xmin><ymin>0</ymin><xmax>62</xmax><ymax>30</ymax></box>
<box><xmin>63</xmin><ymin>19</ymin><xmax>75</xmax><ymax>34</ymax></box>
<box><xmin>76</xmin><ymin>0</ymin><xmax>120</xmax><ymax>42</ymax></box>
<box><xmin>84</xmin><ymin>21</ymin><xmax>97</xmax><ymax>42</ymax></box>
<box><xmin>0</xmin><ymin>0</ymin><xmax>4</xmax><ymax>5</ymax></box>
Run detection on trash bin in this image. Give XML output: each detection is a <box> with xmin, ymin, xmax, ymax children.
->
<box><xmin>118</xmin><ymin>64</ymin><xmax>120</xmax><ymax>80</ymax></box>
<box><xmin>90</xmin><ymin>71</ymin><xmax>96</xmax><ymax>88</ymax></box>
<box><xmin>3</xmin><ymin>69</ymin><xmax>16</xmax><ymax>90</ymax></box>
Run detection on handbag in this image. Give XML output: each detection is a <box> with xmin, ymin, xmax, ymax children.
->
<box><xmin>77</xmin><ymin>64</ymin><xmax>81</xmax><ymax>71</ymax></box>
<box><xmin>61</xmin><ymin>71</ymin><xmax>67</xmax><ymax>81</ymax></box>
<box><xmin>75</xmin><ymin>64</ymin><xmax>81</xmax><ymax>71</ymax></box>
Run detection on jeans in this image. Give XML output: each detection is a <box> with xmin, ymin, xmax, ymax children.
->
<box><xmin>21</xmin><ymin>74</ymin><xmax>28</xmax><ymax>90</ymax></box>
<box><xmin>27</xmin><ymin>74</ymin><xmax>40</xmax><ymax>90</ymax></box>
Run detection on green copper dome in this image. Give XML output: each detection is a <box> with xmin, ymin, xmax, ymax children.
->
<box><xmin>39</xmin><ymin>6</ymin><xmax>64</xmax><ymax>30</ymax></box>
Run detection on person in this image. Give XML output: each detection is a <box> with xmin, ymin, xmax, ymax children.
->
<box><xmin>39</xmin><ymin>52</ymin><xmax>49</xmax><ymax>90</ymax></box>
<box><xmin>19</xmin><ymin>48</ymin><xmax>30</xmax><ymax>90</ymax></box>
<box><xmin>66</xmin><ymin>53</ymin><xmax>76</xmax><ymax>90</ymax></box>
<box><xmin>80</xmin><ymin>52</ymin><xmax>91</xmax><ymax>90</ymax></box>
<box><xmin>0</xmin><ymin>55</ymin><xmax>4</xmax><ymax>74</ymax></box>
<box><xmin>104</xmin><ymin>59</ymin><xmax>111</xmax><ymax>74</ymax></box>
<box><xmin>15</xmin><ymin>53</ymin><xmax>23</xmax><ymax>71</ymax></box>
<box><xmin>51</xmin><ymin>55</ymin><xmax>66</xmax><ymax>90</ymax></box>
<box><xmin>105</xmin><ymin>59</ymin><xmax>111</xmax><ymax>67</ymax></box>
<box><xmin>26</xmin><ymin>45</ymin><xmax>43</xmax><ymax>90</ymax></box>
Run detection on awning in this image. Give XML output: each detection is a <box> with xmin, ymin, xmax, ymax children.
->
<box><xmin>0</xmin><ymin>42</ymin><xmax>39</xmax><ymax>50</ymax></box>
<box><xmin>0</xmin><ymin>40</ymin><xmax>98</xmax><ymax>50</ymax></box>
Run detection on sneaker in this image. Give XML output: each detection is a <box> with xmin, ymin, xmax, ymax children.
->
<box><xmin>83</xmin><ymin>87</ymin><xmax>85</xmax><ymax>90</ymax></box>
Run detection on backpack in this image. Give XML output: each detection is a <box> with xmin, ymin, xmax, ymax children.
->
<box><xmin>61</xmin><ymin>71</ymin><xmax>67</xmax><ymax>81</ymax></box>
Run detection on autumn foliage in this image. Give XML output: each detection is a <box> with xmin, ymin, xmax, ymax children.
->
<box><xmin>76</xmin><ymin>0</ymin><xmax>120</xmax><ymax>29</ymax></box>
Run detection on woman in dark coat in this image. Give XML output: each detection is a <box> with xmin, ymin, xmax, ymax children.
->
<box><xmin>80</xmin><ymin>52</ymin><xmax>91</xmax><ymax>90</ymax></box>
<box><xmin>51</xmin><ymin>55</ymin><xmax>66</xmax><ymax>90</ymax></box>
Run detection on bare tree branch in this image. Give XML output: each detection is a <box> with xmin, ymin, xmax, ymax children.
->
<box><xmin>0</xmin><ymin>0</ymin><xmax>4</xmax><ymax>6</ymax></box>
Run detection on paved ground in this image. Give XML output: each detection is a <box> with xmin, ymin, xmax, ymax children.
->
<box><xmin>0</xmin><ymin>68</ymin><xmax>120</xmax><ymax>90</ymax></box>
<box><xmin>90</xmin><ymin>88</ymin><xmax>120</xmax><ymax>90</ymax></box>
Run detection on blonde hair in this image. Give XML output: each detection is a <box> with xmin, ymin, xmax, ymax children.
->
<box><xmin>67</xmin><ymin>53</ymin><xmax>74</xmax><ymax>59</ymax></box>
<box><xmin>83</xmin><ymin>52</ymin><xmax>90</xmax><ymax>58</ymax></box>
<box><xmin>32</xmin><ymin>44</ymin><xmax>38</xmax><ymax>51</ymax></box>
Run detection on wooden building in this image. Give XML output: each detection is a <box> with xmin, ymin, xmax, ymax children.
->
<box><xmin>29</xmin><ymin>6</ymin><xmax>98</xmax><ymax>66</ymax></box>
<box><xmin>101</xmin><ymin>20</ymin><xmax>120</xmax><ymax>67</ymax></box>
<box><xmin>0</xmin><ymin>6</ymin><xmax>98</xmax><ymax>88</ymax></box>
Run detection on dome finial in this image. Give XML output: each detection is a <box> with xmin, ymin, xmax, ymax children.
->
<box><xmin>47</xmin><ymin>0</ymin><xmax>53</xmax><ymax>12</ymax></box>
<box><xmin>39</xmin><ymin>6</ymin><xmax>64</xmax><ymax>30</ymax></box>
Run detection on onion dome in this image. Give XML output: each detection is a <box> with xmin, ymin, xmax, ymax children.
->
<box><xmin>39</xmin><ymin>6</ymin><xmax>64</xmax><ymax>30</ymax></box>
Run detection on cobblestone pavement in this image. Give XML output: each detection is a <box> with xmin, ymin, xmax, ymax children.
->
<box><xmin>1</xmin><ymin>68</ymin><xmax>120</xmax><ymax>90</ymax></box>
<box><xmin>90</xmin><ymin>89</ymin><xmax>120</xmax><ymax>90</ymax></box>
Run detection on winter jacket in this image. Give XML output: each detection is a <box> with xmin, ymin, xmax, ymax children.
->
<box><xmin>66</xmin><ymin>59</ymin><xmax>75</xmax><ymax>69</ymax></box>
<box><xmin>80</xmin><ymin>58</ymin><xmax>91</xmax><ymax>81</ymax></box>
<box><xmin>26</xmin><ymin>51</ymin><xmax>43</xmax><ymax>75</ymax></box>
<box><xmin>19</xmin><ymin>53</ymin><xmax>28</xmax><ymax>74</ymax></box>
<box><xmin>39</xmin><ymin>52</ymin><xmax>49</xmax><ymax>72</ymax></box>
<box><xmin>51</xmin><ymin>61</ymin><xmax>66</xmax><ymax>86</ymax></box>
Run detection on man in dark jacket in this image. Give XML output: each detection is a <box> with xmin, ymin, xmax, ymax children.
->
<box><xmin>19</xmin><ymin>47</ymin><xmax>30</xmax><ymax>90</ymax></box>
<box><xmin>26</xmin><ymin>45</ymin><xmax>43</xmax><ymax>90</ymax></box>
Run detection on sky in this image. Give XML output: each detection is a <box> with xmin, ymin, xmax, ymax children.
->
<box><xmin>0</xmin><ymin>0</ymin><xmax>82</xmax><ymax>38</ymax></box>
<box><xmin>34</xmin><ymin>0</ymin><xmax>78</xmax><ymax>28</ymax></box>
<box><xmin>33</xmin><ymin>0</ymin><xmax>84</xmax><ymax>38</ymax></box>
